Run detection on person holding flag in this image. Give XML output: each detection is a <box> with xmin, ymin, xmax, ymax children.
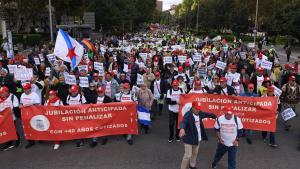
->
<box><xmin>137</xmin><ymin>83</ymin><xmax>153</xmax><ymax>134</ymax></box>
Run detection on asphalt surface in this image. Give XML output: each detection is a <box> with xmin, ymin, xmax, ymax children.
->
<box><xmin>1</xmin><ymin>45</ymin><xmax>300</xmax><ymax>169</ymax></box>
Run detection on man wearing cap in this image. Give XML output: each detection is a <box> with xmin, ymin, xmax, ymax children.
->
<box><xmin>279</xmin><ymin>64</ymin><xmax>293</xmax><ymax>87</ymax></box>
<box><xmin>103</xmin><ymin>72</ymin><xmax>119</xmax><ymax>100</ymax></box>
<box><xmin>225</xmin><ymin>64</ymin><xmax>240</xmax><ymax>87</ymax></box>
<box><xmin>211</xmin><ymin>107</ymin><xmax>243</xmax><ymax>169</ymax></box>
<box><xmin>115</xmin><ymin>82</ymin><xmax>136</xmax><ymax>145</ymax></box>
<box><xmin>44</xmin><ymin>90</ymin><xmax>64</xmax><ymax>150</ymax></box>
<box><xmin>240</xmin><ymin>83</ymin><xmax>259</xmax><ymax>144</ymax></box>
<box><xmin>250</xmin><ymin>67</ymin><xmax>265</xmax><ymax>93</ymax></box>
<box><xmin>281</xmin><ymin>75</ymin><xmax>300</xmax><ymax>132</ymax></box>
<box><xmin>166</xmin><ymin>80</ymin><xmax>185</xmax><ymax>142</ymax></box>
<box><xmin>0</xmin><ymin>86</ymin><xmax>20</xmax><ymax>150</ymax></box>
<box><xmin>20</xmin><ymin>82</ymin><xmax>41</xmax><ymax>148</ymax></box>
<box><xmin>176</xmin><ymin>66</ymin><xmax>190</xmax><ymax>84</ymax></box>
<box><xmin>119</xmin><ymin>72</ymin><xmax>130</xmax><ymax>84</ymax></box>
<box><xmin>66</xmin><ymin>84</ymin><xmax>87</xmax><ymax>147</ymax></box>
<box><xmin>150</xmin><ymin>71</ymin><xmax>167</xmax><ymax>119</ymax></box>
<box><xmin>179</xmin><ymin>101</ymin><xmax>217</xmax><ymax>169</ymax></box>
<box><xmin>189</xmin><ymin>80</ymin><xmax>207</xmax><ymax>94</ymax></box>
<box><xmin>90</xmin><ymin>86</ymin><xmax>112</xmax><ymax>147</ymax></box>
<box><xmin>213</xmin><ymin>77</ymin><xmax>236</xmax><ymax>95</ymax></box>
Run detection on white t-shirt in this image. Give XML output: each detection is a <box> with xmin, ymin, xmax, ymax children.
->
<box><xmin>221</xmin><ymin>87</ymin><xmax>228</xmax><ymax>95</ymax></box>
<box><xmin>0</xmin><ymin>94</ymin><xmax>19</xmax><ymax>120</ymax></box>
<box><xmin>214</xmin><ymin>115</ymin><xmax>243</xmax><ymax>147</ymax></box>
<box><xmin>97</xmin><ymin>96</ymin><xmax>105</xmax><ymax>104</ymax></box>
<box><xmin>31</xmin><ymin>81</ymin><xmax>44</xmax><ymax>103</ymax></box>
<box><xmin>20</xmin><ymin>92</ymin><xmax>41</xmax><ymax>106</ymax></box>
<box><xmin>189</xmin><ymin>88</ymin><xmax>207</xmax><ymax>94</ymax></box>
<box><xmin>193</xmin><ymin>114</ymin><xmax>202</xmax><ymax>141</ymax></box>
<box><xmin>44</xmin><ymin>99</ymin><xmax>63</xmax><ymax>106</ymax></box>
<box><xmin>225</xmin><ymin>72</ymin><xmax>240</xmax><ymax>86</ymax></box>
<box><xmin>66</xmin><ymin>94</ymin><xmax>86</xmax><ymax>105</ymax></box>
<box><xmin>105</xmin><ymin>81</ymin><xmax>112</xmax><ymax>97</ymax></box>
<box><xmin>153</xmin><ymin>80</ymin><xmax>161</xmax><ymax>100</ymax></box>
<box><xmin>256</xmin><ymin>75</ymin><xmax>264</xmax><ymax>93</ymax></box>
<box><xmin>166</xmin><ymin>88</ymin><xmax>184</xmax><ymax>113</ymax></box>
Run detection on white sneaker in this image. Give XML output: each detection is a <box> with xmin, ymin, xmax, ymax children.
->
<box><xmin>53</xmin><ymin>144</ymin><xmax>60</xmax><ymax>150</ymax></box>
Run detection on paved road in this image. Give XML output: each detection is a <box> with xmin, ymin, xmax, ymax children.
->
<box><xmin>1</xmin><ymin>47</ymin><xmax>300</xmax><ymax>169</ymax></box>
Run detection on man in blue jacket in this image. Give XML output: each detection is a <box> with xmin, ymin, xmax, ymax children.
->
<box><xmin>179</xmin><ymin>101</ymin><xmax>217</xmax><ymax>169</ymax></box>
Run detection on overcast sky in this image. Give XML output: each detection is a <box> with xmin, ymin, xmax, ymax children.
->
<box><xmin>162</xmin><ymin>0</ymin><xmax>182</xmax><ymax>11</ymax></box>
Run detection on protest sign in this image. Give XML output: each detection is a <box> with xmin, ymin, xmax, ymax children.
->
<box><xmin>179</xmin><ymin>93</ymin><xmax>277</xmax><ymax>132</ymax></box>
<box><xmin>34</xmin><ymin>57</ymin><xmax>40</xmax><ymax>65</ymax></box>
<box><xmin>79</xmin><ymin>77</ymin><xmax>89</xmax><ymax>88</ymax></box>
<box><xmin>207</xmin><ymin>63</ymin><xmax>215</xmax><ymax>70</ymax></box>
<box><xmin>21</xmin><ymin>102</ymin><xmax>138</xmax><ymax>140</ymax></box>
<box><xmin>273</xmin><ymin>85</ymin><xmax>282</xmax><ymax>97</ymax></box>
<box><xmin>123</xmin><ymin>64</ymin><xmax>129</xmax><ymax>73</ymax></box>
<box><xmin>65</xmin><ymin>75</ymin><xmax>76</xmax><ymax>85</ymax></box>
<box><xmin>0</xmin><ymin>108</ymin><xmax>17</xmax><ymax>144</ymax></box>
<box><xmin>178</xmin><ymin>55</ymin><xmax>187</xmax><ymax>63</ymax></box>
<box><xmin>240</xmin><ymin>52</ymin><xmax>246</xmax><ymax>60</ymax></box>
<box><xmin>248</xmin><ymin>43</ymin><xmax>255</xmax><ymax>48</ymax></box>
<box><xmin>193</xmin><ymin>53</ymin><xmax>201</xmax><ymax>62</ymax></box>
<box><xmin>281</xmin><ymin>108</ymin><xmax>296</xmax><ymax>121</ymax></box>
<box><xmin>163</xmin><ymin>56</ymin><xmax>172</xmax><ymax>65</ymax></box>
<box><xmin>45</xmin><ymin>67</ymin><xmax>51</xmax><ymax>77</ymax></box>
<box><xmin>261</xmin><ymin>60</ymin><xmax>273</xmax><ymax>70</ymax></box>
<box><xmin>47</xmin><ymin>54</ymin><xmax>57</xmax><ymax>63</ymax></box>
<box><xmin>7</xmin><ymin>65</ymin><xmax>17</xmax><ymax>74</ymax></box>
<box><xmin>14</xmin><ymin>68</ymin><xmax>33</xmax><ymax>81</ymax></box>
<box><xmin>38</xmin><ymin>54</ymin><xmax>45</xmax><ymax>62</ymax></box>
<box><xmin>78</xmin><ymin>65</ymin><xmax>88</xmax><ymax>72</ymax></box>
<box><xmin>136</xmin><ymin>74</ymin><xmax>144</xmax><ymax>85</ymax></box>
<box><xmin>94</xmin><ymin>62</ymin><xmax>104</xmax><ymax>75</ymax></box>
<box><xmin>139</xmin><ymin>53</ymin><xmax>148</xmax><ymax>62</ymax></box>
<box><xmin>198</xmin><ymin>68</ymin><xmax>207</xmax><ymax>77</ymax></box>
<box><xmin>216</xmin><ymin>60</ymin><xmax>226</xmax><ymax>70</ymax></box>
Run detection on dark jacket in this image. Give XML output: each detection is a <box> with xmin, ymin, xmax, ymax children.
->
<box><xmin>213</xmin><ymin>85</ymin><xmax>236</xmax><ymax>95</ymax></box>
<box><xmin>51</xmin><ymin>82</ymin><xmax>70</xmax><ymax>105</ymax></box>
<box><xmin>90</xmin><ymin>95</ymin><xmax>112</xmax><ymax>104</ymax></box>
<box><xmin>84</xmin><ymin>89</ymin><xmax>98</xmax><ymax>104</ymax></box>
<box><xmin>150</xmin><ymin>78</ymin><xmax>168</xmax><ymax>99</ymax></box>
<box><xmin>180</xmin><ymin>110</ymin><xmax>217</xmax><ymax>145</ymax></box>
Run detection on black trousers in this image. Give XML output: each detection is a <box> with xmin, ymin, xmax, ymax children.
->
<box><xmin>169</xmin><ymin>111</ymin><xmax>179</xmax><ymax>139</ymax></box>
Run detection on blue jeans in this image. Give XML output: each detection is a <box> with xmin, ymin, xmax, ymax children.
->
<box><xmin>212</xmin><ymin>143</ymin><xmax>237</xmax><ymax>169</ymax></box>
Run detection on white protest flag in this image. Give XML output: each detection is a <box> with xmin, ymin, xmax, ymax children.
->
<box><xmin>53</xmin><ymin>29</ymin><xmax>84</xmax><ymax>69</ymax></box>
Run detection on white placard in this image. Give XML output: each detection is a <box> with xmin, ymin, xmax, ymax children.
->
<box><xmin>193</xmin><ymin>53</ymin><xmax>201</xmax><ymax>62</ymax></box>
<box><xmin>38</xmin><ymin>54</ymin><xmax>45</xmax><ymax>62</ymax></box>
<box><xmin>163</xmin><ymin>56</ymin><xmax>172</xmax><ymax>65</ymax></box>
<box><xmin>139</xmin><ymin>53</ymin><xmax>148</xmax><ymax>62</ymax></box>
<box><xmin>45</xmin><ymin>67</ymin><xmax>51</xmax><ymax>77</ymax></box>
<box><xmin>198</xmin><ymin>68</ymin><xmax>207</xmax><ymax>77</ymax></box>
<box><xmin>7</xmin><ymin>65</ymin><xmax>17</xmax><ymax>74</ymax></box>
<box><xmin>15</xmin><ymin>68</ymin><xmax>33</xmax><ymax>81</ymax></box>
<box><xmin>240</xmin><ymin>52</ymin><xmax>246</xmax><ymax>60</ymax></box>
<box><xmin>79</xmin><ymin>77</ymin><xmax>89</xmax><ymax>88</ymax></box>
<box><xmin>65</xmin><ymin>75</ymin><xmax>77</xmax><ymax>85</ymax></box>
<box><xmin>123</xmin><ymin>64</ymin><xmax>129</xmax><ymax>73</ymax></box>
<box><xmin>281</xmin><ymin>108</ymin><xmax>296</xmax><ymax>121</ymax></box>
<box><xmin>216</xmin><ymin>60</ymin><xmax>226</xmax><ymax>70</ymax></box>
<box><xmin>261</xmin><ymin>60</ymin><xmax>272</xmax><ymax>70</ymax></box>
<box><xmin>94</xmin><ymin>62</ymin><xmax>104</xmax><ymax>75</ymax></box>
<box><xmin>207</xmin><ymin>63</ymin><xmax>215</xmax><ymax>70</ymax></box>
<box><xmin>248</xmin><ymin>43</ymin><xmax>255</xmax><ymax>48</ymax></box>
<box><xmin>78</xmin><ymin>65</ymin><xmax>88</xmax><ymax>72</ymax></box>
<box><xmin>136</xmin><ymin>74</ymin><xmax>144</xmax><ymax>85</ymax></box>
<box><xmin>273</xmin><ymin>85</ymin><xmax>282</xmax><ymax>97</ymax></box>
<box><xmin>47</xmin><ymin>54</ymin><xmax>57</xmax><ymax>63</ymax></box>
<box><xmin>34</xmin><ymin>57</ymin><xmax>40</xmax><ymax>65</ymax></box>
<box><xmin>178</xmin><ymin>55</ymin><xmax>187</xmax><ymax>63</ymax></box>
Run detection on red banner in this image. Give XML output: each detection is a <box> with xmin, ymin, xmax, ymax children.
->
<box><xmin>21</xmin><ymin>102</ymin><xmax>138</xmax><ymax>141</ymax></box>
<box><xmin>0</xmin><ymin>108</ymin><xmax>17</xmax><ymax>144</ymax></box>
<box><xmin>179</xmin><ymin>94</ymin><xmax>277</xmax><ymax>132</ymax></box>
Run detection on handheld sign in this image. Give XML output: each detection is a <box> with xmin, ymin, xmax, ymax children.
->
<box><xmin>38</xmin><ymin>54</ymin><xmax>45</xmax><ymax>62</ymax></box>
<box><xmin>163</xmin><ymin>56</ymin><xmax>172</xmax><ymax>65</ymax></box>
<box><xmin>193</xmin><ymin>53</ymin><xmax>201</xmax><ymax>62</ymax></box>
<box><xmin>139</xmin><ymin>53</ymin><xmax>148</xmax><ymax>62</ymax></box>
<box><xmin>261</xmin><ymin>60</ymin><xmax>272</xmax><ymax>70</ymax></box>
<box><xmin>94</xmin><ymin>62</ymin><xmax>104</xmax><ymax>75</ymax></box>
<box><xmin>7</xmin><ymin>65</ymin><xmax>17</xmax><ymax>74</ymax></box>
<box><xmin>136</xmin><ymin>74</ymin><xmax>144</xmax><ymax>85</ymax></box>
<box><xmin>47</xmin><ymin>54</ymin><xmax>57</xmax><ymax>63</ymax></box>
<box><xmin>34</xmin><ymin>57</ymin><xmax>40</xmax><ymax>65</ymax></box>
<box><xmin>123</xmin><ymin>64</ymin><xmax>129</xmax><ymax>73</ymax></box>
<box><xmin>178</xmin><ymin>55</ymin><xmax>187</xmax><ymax>63</ymax></box>
<box><xmin>45</xmin><ymin>67</ymin><xmax>51</xmax><ymax>77</ymax></box>
<box><xmin>216</xmin><ymin>60</ymin><xmax>226</xmax><ymax>70</ymax></box>
<box><xmin>15</xmin><ymin>68</ymin><xmax>33</xmax><ymax>81</ymax></box>
<box><xmin>79</xmin><ymin>77</ymin><xmax>89</xmax><ymax>88</ymax></box>
<box><xmin>78</xmin><ymin>65</ymin><xmax>88</xmax><ymax>72</ymax></box>
<box><xmin>65</xmin><ymin>75</ymin><xmax>77</xmax><ymax>85</ymax></box>
<box><xmin>281</xmin><ymin>108</ymin><xmax>296</xmax><ymax>121</ymax></box>
<box><xmin>273</xmin><ymin>85</ymin><xmax>282</xmax><ymax>97</ymax></box>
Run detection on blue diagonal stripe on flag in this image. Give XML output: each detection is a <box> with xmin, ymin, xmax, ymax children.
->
<box><xmin>137</xmin><ymin>106</ymin><xmax>151</xmax><ymax>126</ymax></box>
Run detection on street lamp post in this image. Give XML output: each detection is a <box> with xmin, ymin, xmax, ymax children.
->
<box><xmin>49</xmin><ymin>0</ymin><xmax>54</xmax><ymax>43</ymax></box>
<box><xmin>254</xmin><ymin>0</ymin><xmax>259</xmax><ymax>45</ymax></box>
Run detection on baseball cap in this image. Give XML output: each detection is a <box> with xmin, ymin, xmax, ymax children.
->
<box><xmin>289</xmin><ymin>75</ymin><xmax>296</xmax><ymax>81</ymax></box>
<box><xmin>192</xmin><ymin>101</ymin><xmax>202</xmax><ymax>110</ymax></box>
<box><xmin>49</xmin><ymin>90</ymin><xmax>57</xmax><ymax>96</ymax></box>
<box><xmin>178</xmin><ymin>66</ymin><xmax>183</xmax><ymax>72</ymax></box>
<box><xmin>0</xmin><ymin>86</ymin><xmax>9</xmax><ymax>93</ymax></box>
<box><xmin>172</xmin><ymin>80</ymin><xmax>179</xmax><ymax>86</ymax></box>
<box><xmin>97</xmin><ymin>86</ymin><xmax>104</xmax><ymax>93</ymax></box>
<box><xmin>264</xmin><ymin>77</ymin><xmax>271</xmax><ymax>82</ymax></box>
<box><xmin>70</xmin><ymin>85</ymin><xmax>79</xmax><ymax>92</ymax></box>
<box><xmin>223</xmin><ymin>106</ymin><xmax>233</xmax><ymax>115</ymax></box>
<box><xmin>219</xmin><ymin>77</ymin><xmax>227</xmax><ymax>82</ymax></box>
<box><xmin>93</xmin><ymin>73</ymin><xmax>99</xmax><ymax>77</ymax></box>
<box><xmin>256</xmin><ymin>67</ymin><xmax>263</xmax><ymax>72</ymax></box>
<box><xmin>154</xmin><ymin>72</ymin><xmax>160</xmax><ymax>77</ymax></box>
<box><xmin>22</xmin><ymin>83</ymin><xmax>32</xmax><ymax>89</ymax></box>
